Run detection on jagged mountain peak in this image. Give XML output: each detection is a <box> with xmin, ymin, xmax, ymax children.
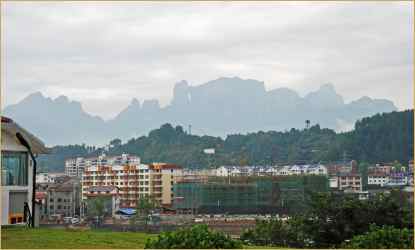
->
<box><xmin>3</xmin><ymin>77</ymin><xmax>397</xmax><ymax>145</ymax></box>
<box><xmin>268</xmin><ymin>87</ymin><xmax>300</xmax><ymax>98</ymax></box>
<box><xmin>318</xmin><ymin>83</ymin><xmax>336</xmax><ymax>92</ymax></box>
<box><xmin>172</xmin><ymin>80</ymin><xmax>191</xmax><ymax>106</ymax></box>
<box><xmin>26</xmin><ymin>91</ymin><xmax>44</xmax><ymax>99</ymax></box>
<box><xmin>54</xmin><ymin>95</ymin><xmax>70</xmax><ymax>104</ymax></box>
<box><xmin>348</xmin><ymin>95</ymin><xmax>397</xmax><ymax>110</ymax></box>
<box><xmin>130</xmin><ymin>97</ymin><xmax>140</xmax><ymax>106</ymax></box>
<box><xmin>305</xmin><ymin>83</ymin><xmax>344</xmax><ymax>106</ymax></box>
<box><xmin>19</xmin><ymin>91</ymin><xmax>50</xmax><ymax>104</ymax></box>
<box><xmin>174</xmin><ymin>80</ymin><xmax>189</xmax><ymax>88</ymax></box>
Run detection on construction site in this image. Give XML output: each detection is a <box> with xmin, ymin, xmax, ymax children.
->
<box><xmin>173</xmin><ymin>175</ymin><xmax>329</xmax><ymax>215</ymax></box>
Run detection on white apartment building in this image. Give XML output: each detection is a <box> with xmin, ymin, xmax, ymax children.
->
<box><xmin>307</xmin><ymin>164</ymin><xmax>328</xmax><ymax>175</ymax></box>
<box><xmin>65</xmin><ymin>157</ymin><xmax>86</xmax><ymax>177</ymax></box>
<box><xmin>215</xmin><ymin>165</ymin><xmax>327</xmax><ymax>177</ymax></box>
<box><xmin>277</xmin><ymin>166</ymin><xmax>292</xmax><ymax>175</ymax></box>
<box><xmin>329</xmin><ymin>176</ymin><xmax>339</xmax><ymax>188</ymax></box>
<box><xmin>82</xmin><ymin>164</ymin><xmax>150</xmax><ymax>208</ymax></box>
<box><xmin>216</xmin><ymin>166</ymin><xmax>231</xmax><ymax>176</ymax></box>
<box><xmin>65</xmin><ymin>153</ymin><xmax>141</xmax><ymax>177</ymax></box>
<box><xmin>81</xmin><ymin>162</ymin><xmax>182</xmax><ymax>208</ymax></box>
<box><xmin>368</xmin><ymin>174</ymin><xmax>390</xmax><ymax>187</ymax></box>
<box><xmin>36</xmin><ymin>172</ymin><xmax>66</xmax><ymax>183</ymax></box>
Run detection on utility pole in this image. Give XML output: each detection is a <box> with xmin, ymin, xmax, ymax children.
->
<box><xmin>72</xmin><ymin>181</ymin><xmax>76</xmax><ymax>217</ymax></box>
<box><xmin>343</xmin><ymin>151</ymin><xmax>348</xmax><ymax>164</ymax></box>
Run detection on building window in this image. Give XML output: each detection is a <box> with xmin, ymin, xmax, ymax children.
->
<box><xmin>1</xmin><ymin>151</ymin><xmax>28</xmax><ymax>186</ymax></box>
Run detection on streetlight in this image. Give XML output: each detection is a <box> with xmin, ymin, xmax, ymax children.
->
<box><xmin>16</xmin><ymin>132</ymin><xmax>37</xmax><ymax>228</ymax></box>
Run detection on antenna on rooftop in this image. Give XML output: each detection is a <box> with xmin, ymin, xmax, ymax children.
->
<box><xmin>305</xmin><ymin>120</ymin><xmax>310</xmax><ymax>129</ymax></box>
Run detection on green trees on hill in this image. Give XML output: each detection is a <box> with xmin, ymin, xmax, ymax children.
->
<box><xmin>39</xmin><ymin>110</ymin><xmax>413</xmax><ymax>172</ymax></box>
<box><xmin>346</xmin><ymin>110</ymin><xmax>414</xmax><ymax>164</ymax></box>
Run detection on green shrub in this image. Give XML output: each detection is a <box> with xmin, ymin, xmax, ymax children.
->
<box><xmin>144</xmin><ymin>224</ymin><xmax>242</xmax><ymax>249</ymax></box>
<box><xmin>240</xmin><ymin>217</ymin><xmax>310</xmax><ymax>248</ymax></box>
<box><xmin>241</xmin><ymin>219</ymin><xmax>287</xmax><ymax>246</ymax></box>
<box><xmin>342</xmin><ymin>224</ymin><xmax>414</xmax><ymax>249</ymax></box>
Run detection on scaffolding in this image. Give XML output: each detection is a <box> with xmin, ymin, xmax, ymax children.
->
<box><xmin>173</xmin><ymin>175</ymin><xmax>329</xmax><ymax>215</ymax></box>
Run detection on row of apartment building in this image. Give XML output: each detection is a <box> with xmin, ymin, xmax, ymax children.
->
<box><xmin>40</xmin><ymin>159</ymin><xmax>413</xmax><ymax>219</ymax></box>
<box><xmin>215</xmin><ymin>164</ymin><xmax>327</xmax><ymax>177</ymax></box>
<box><xmin>64</xmin><ymin>154</ymin><xmax>183</xmax><ymax>209</ymax></box>
<box><xmin>213</xmin><ymin>161</ymin><xmax>413</xmax><ymax>191</ymax></box>
<box><xmin>65</xmin><ymin>154</ymin><xmax>141</xmax><ymax>177</ymax></box>
<box><xmin>367</xmin><ymin>162</ymin><xmax>414</xmax><ymax>187</ymax></box>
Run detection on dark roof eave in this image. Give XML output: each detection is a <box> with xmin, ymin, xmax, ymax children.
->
<box><xmin>1</xmin><ymin>120</ymin><xmax>49</xmax><ymax>154</ymax></box>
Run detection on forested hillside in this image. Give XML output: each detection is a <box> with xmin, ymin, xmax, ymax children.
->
<box><xmin>38</xmin><ymin>110</ymin><xmax>413</xmax><ymax>172</ymax></box>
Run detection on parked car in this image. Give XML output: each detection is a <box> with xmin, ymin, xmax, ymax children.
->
<box><xmin>63</xmin><ymin>217</ymin><xmax>72</xmax><ymax>224</ymax></box>
<box><xmin>194</xmin><ymin>218</ymin><xmax>204</xmax><ymax>223</ymax></box>
<box><xmin>71</xmin><ymin>218</ymin><xmax>80</xmax><ymax>224</ymax></box>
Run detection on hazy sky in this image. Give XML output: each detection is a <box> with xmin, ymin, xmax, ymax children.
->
<box><xmin>2</xmin><ymin>1</ymin><xmax>413</xmax><ymax>120</ymax></box>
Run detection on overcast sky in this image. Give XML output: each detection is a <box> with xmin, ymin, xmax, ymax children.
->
<box><xmin>2</xmin><ymin>1</ymin><xmax>413</xmax><ymax>120</ymax></box>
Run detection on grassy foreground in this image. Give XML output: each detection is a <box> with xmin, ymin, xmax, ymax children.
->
<box><xmin>1</xmin><ymin>226</ymin><xmax>156</xmax><ymax>249</ymax></box>
<box><xmin>1</xmin><ymin>226</ymin><xmax>284</xmax><ymax>249</ymax></box>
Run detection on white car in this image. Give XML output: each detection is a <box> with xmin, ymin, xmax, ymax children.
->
<box><xmin>194</xmin><ymin>218</ymin><xmax>204</xmax><ymax>223</ymax></box>
<box><xmin>63</xmin><ymin>217</ymin><xmax>72</xmax><ymax>224</ymax></box>
<box><xmin>71</xmin><ymin>218</ymin><xmax>80</xmax><ymax>224</ymax></box>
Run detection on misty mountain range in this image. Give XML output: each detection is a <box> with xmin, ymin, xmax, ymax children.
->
<box><xmin>3</xmin><ymin>77</ymin><xmax>397</xmax><ymax>146</ymax></box>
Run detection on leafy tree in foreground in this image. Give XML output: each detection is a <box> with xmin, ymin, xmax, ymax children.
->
<box><xmin>130</xmin><ymin>196</ymin><xmax>157</xmax><ymax>229</ymax></box>
<box><xmin>304</xmin><ymin>191</ymin><xmax>413</xmax><ymax>248</ymax></box>
<box><xmin>87</xmin><ymin>197</ymin><xmax>106</xmax><ymax>218</ymax></box>
<box><xmin>241</xmin><ymin>219</ymin><xmax>287</xmax><ymax>246</ymax></box>
<box><xmin>241</xmin><ymin>190</ymin><xmax>413</xmax><ymax>248</ymax></box>
<box><xmin>144</xmin><ymin>224</ymin><xmax>242</xmax><ymax>249</ymax></box>
<box><xmin>86</xmin><ymin>196</ymin><xmax>110</xmax><ymax>226</ymax></box>
<box><xmin>342</xmin><ymin>224</ymin><xmax>414</xmax><ymax>249</ymax></box>
<box><xmin>240</xmin><ymin>216</ymin><xmax>311</xmax><ymax>248</ymax></box>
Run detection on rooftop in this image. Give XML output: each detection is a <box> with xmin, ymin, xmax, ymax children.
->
<box><xmin>1</xmin><ymin>116</ymin><xmax>50</xmax><ymax>154</ymax></box>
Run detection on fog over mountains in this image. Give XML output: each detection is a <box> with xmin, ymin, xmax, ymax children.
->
<box><xmin>3</xmin><ymin>77</ymin><xmax>397</xmax><ymax>146</ymax></box>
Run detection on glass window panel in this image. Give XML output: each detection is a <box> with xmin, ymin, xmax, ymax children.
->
<box><xmin>1</xmin><ymin>151</ymin><xmax>28</xmax><ymax>186</ymax></box>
